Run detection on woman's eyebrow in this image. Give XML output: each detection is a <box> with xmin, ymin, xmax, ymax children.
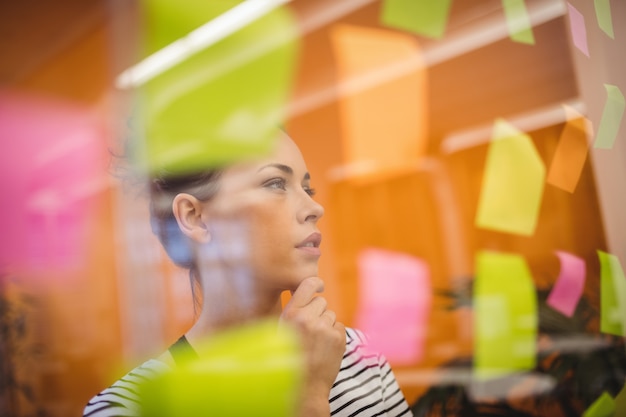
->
<box><xmin>257</xmin><ymin>163</ymin><xmax>310</xmax><ymax>181</ymax></box>
<box><xmin>257</xmin><ymin>163</ymin><xmax>293</xmax><ymax>175</ymax></box>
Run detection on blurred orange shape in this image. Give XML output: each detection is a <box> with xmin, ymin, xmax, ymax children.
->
<box><xmin>330</xmin><ymin>24</ymin><xmax>428</xmax><ymax>178</ymax></box>
<box><xmin>546</xmin><ymin>105</ymin><xmax>591</xmax><ymax>193</ymax></box>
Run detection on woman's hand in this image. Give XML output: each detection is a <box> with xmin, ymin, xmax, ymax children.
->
<box><xmin>280</xmin><ymin>277</ymin><xmax>346</xmax><ymax>417</ymax></box>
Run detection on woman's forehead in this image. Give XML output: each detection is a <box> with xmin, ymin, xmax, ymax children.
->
<box><xmin>223</xmin><ymin>133</ymin><xmax>307</xmax><ymax>176</ymax></box>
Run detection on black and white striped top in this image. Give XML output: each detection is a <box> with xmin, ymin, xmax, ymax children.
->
<box><xmin>83</xmin><ymin>328</ymin><xmax>413</xmax><ymax>417</ymax></box>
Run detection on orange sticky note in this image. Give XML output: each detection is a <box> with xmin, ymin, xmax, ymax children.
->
<box><xmin>355</xmin><ymin>248</ymin><xmax>431</xmax><ymax>365</ymax></box>
<box><xmin>546</xmin><ymin>105</ymin><xmax>591</xmax><ymax>193</ymax></box>
<box><xmin>330</xmin><ymin>24</ymin><xmax>428</xmax><ymax>176</ymax></box>
<box><xmin>475</xmin><ymin>119</ymin><xmax>545</xmax><ymax>236</ymax></box>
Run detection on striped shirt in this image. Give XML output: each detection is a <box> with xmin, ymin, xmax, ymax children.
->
<box><xmin>83</xmin><ymin>328</ymin><xmax>413</xmax><ymax>417</ymax></box>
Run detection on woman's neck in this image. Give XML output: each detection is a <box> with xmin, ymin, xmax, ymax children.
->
<box><xmin>184</xmin><ymin>287</ymin><xmax>283</xmax><ymax>348</ymax></box>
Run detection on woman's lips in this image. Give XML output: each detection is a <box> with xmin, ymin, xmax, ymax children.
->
<box><xmin>296</xmin><ymin>232</ymin><xmax>322</xmax><ymax>256</ymax></box>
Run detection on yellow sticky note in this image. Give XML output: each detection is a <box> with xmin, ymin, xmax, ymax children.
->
<box><xmin>330</xmin><ymin>24</ymin><xmax>429</xmax><ymax>175</ymax></box>
<box><xmin>134</xmin><ymin>0</ymin><xmax>300</xmax><ymax>175</ymax></box>
<box><xmin>140</xmin><ymin>320</ymin><xmax>303</xmax><ymax>417</ymax></box>
<box><xmin>594</xmin><ymin>0</ymin><xmax>615</xmax><ymax>39</ymax></box>
<box><xmin>473</xmin><ymin>251</ymin><xmax>537</xmax><ymax>380</ymax></box>
<box><xmin>380</xmin><ymin>0</ymin><xmax>452</xmax><ymax>39</ymax></box>
<box><xmin>598</xmin><ymin>250</ymin><xmax>626</xmax><ymax>337</ymax></box>
<box><xmin>502</xmin><ymin>0</ymin><xmax>535</xmax><ymax>45</ymax></box>
<box><xmin>582</xmin><ymin>392</ymin><xmax>615</xmax><ymax>417</ymax></box>
<box><xmin>594</xmin><ymin>84</ymin><xmax>625</xmax><ymax>149</ymax></box>
<box><xmin>475</xmin><ymin>119</ymin><xmax>545</xmax><ymax>236</ymax></box>
<box><xmin>546</xmin><ymin>105</ymin><xmax>591</xmax><ymax>193</ymax></box>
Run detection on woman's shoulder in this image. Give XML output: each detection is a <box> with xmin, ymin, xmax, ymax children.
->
<box><xmin>341</xmin><ymin>327</ymin><xmax>384</xmax><ymax>368</ymax></box>
<box><xmin>345</xmin><ymin>326</ymin><xmax>370</xmax><ymax>345</ymax></box>
<box><xmin>83</xmin><ymin>359</ymin><xmax>171</xmax><ymax>417</ymax></box>
<box><xmin>332</xmin><ymin>328</ymin><xmax>413</xmax><ymax>416</ymax></box>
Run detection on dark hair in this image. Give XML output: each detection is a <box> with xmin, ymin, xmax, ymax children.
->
<box><xmin>149</xmin><ymin>168</ymin><xmax>224</xmax><ymax>313</ymax></box>
<box><xmin>149</xmin><ymin>169</ymin><xmax>223</xmax><ymax>269</ymax></box>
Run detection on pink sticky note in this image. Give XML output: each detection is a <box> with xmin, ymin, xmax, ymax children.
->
<box><xmin>546</xmin><ymin>251</ymin><xmax>586</xmax><ymax>317</ymax></box>
<box><xmin>355</xmin><ymin>248</ymin><xmax>431</xmax><ymax>365</ymax></box>
<box><xmin>0</xmin><ymin>90</ymin><xmax>105</xmax><ymax>275</ymax></box>
<box><xmin>567</xmin><ymin>3</ymin><xmax>589</xmax><ymax>57</ymax></box>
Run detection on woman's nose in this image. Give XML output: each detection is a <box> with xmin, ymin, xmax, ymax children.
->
<box><xmin>302</xmin><ymin>195</ymin><xmax>324</xmax><ymax>223</ymax></box>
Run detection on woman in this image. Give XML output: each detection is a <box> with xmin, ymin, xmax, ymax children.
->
<box><xmin>83</xmin><ymin>130</ymin><xmax>413</xmax><ymax>417</ymax></box>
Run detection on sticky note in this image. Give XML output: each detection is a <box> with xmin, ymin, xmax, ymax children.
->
<box><xmin>594</xmin><ymin>0</ymin><xmax>614</xmax><ymax>39</ymax></box>
<box><xmin>355</xmin><ymin>248</ymin><xmax>431</xmax><ymax>365</ymax></box>
<box><xmin>140</xmin><ymin>320</ymin><xmax>303</xmax><ymax>417</ymax></box>
<box><xmin>329</xmin><ymin>24</ymin><xmax>428</xmax><ymax>175</ymax></box>
<box><xmin>546</xmin><ymin>105</ymin><xmax>591</xmax><ymax>193</ymax></box>
<box><xmin>594</xmin><ymin>84</ymin><xmax>625</xmax><ymax>149</ymax></box>
<box><xmin>0</xmin><ymin>91</ymin><xmax>104</xmax><ymax>273</ymax></box>
<box><xmin>136</xmin><ymin>0</ymin><xmax>300</xmax><ymax>175</ymax></box>
<box><xmin>502</xmin><ymin>0</ymin><xmax>535</xmax><ymax>45</ymax></box>
<box><xmin>380</xmin><ymin>0</ymin><xmax>452</xmax><ymax>38</ymax></box>
<box><xmin>598</xmin><ymin>250</ymin><xmax>626</xmax><ymax>337</ymax></box>
<box><xmin>614</xmin><ymin>384</ymin><xmax>626</xmax><ymax>417</ymax></box>
<box><xmin>546</xmin><ymin>251</ymin><xmax>586</xmax><ymax>317</ymax></box>
<box><xmin>567</xmin><ymin>3</ymin><xmax>589</xmax><ymax>57</ymax></box>
<box><xmin>475</xmin><ymin>119</ymin><xmax>545</xmax><ymax>236</ymax></box>
<box><xmin>583</xmin><ymin>392</ymin><xmax>615</xmax><ymax>417</ymax></box>
<box><xmin>473</xmin><ymin>251</ymin><xmax>537</xmax><ymax>379</ymax></box>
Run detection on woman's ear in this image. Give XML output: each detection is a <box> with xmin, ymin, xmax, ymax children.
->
<box><xmin>172</xmin><ymin>193</ymin><xmax>211</xmax><ymax>244</ymax></box>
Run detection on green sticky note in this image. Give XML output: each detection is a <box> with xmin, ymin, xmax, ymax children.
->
<box><xmin>598</xmin><ymin>250</ymin><xmax>626</xmax><ymax>337</ymax></box>
<box><xmin>594</xmin><ymin>84</ymin><xmax>625</xmax><ymax>149</ymax></box>
<box><xmin>594</xmin><ymin>0</ymin><xmax>615</xmax><ymax>39</ymax></box>
<box><xmin>583</xmin><ymin>392</ymin><xmax>615</xmax><ymax>417</ymax></box>
<box><xmin>133</xmin><ymin>0</ymin><xmax>300</xmax><ymax>175</ymax></box>
<box><xmin>614</xmin><ymin>384</ymin><xmax>626</xmax><ymax>417</ymax></box>
<box><xmin>380</xmin><ymin>0</ymin><xmax>452</xmax><ymax>39</ymax></box>
<box><xmin>473</xmin><ymin>251</ymin><xmax>537</xmax><ymax>379</ymax></box>
<box><xmin>502</xmin><ymin>0</ymin><xmax>535</xmax><ymax>45</ymax></box>
<box><xmin>140</xmin><ymin>320</ymin><xmax>304</xmax><ymax>417</ymax></box>
<box><xmin>475</xmin><ymin>119</ymin><xmax>545</xmax><ymax>236</ymax></box>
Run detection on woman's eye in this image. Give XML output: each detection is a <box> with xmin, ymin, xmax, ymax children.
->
<box><xmin>265</xmin><ymin>178</ymin><xmax>287</xmax><ymax>190</ymax></box>
<box><xmin>304</xmin><ymin>187</ymin><xmax>316</xmax><ymax>197</ymax></box>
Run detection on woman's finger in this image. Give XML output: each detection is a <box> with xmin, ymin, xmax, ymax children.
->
<box><xmin>322</xmin><ymin>309</ymin><xmax>336</xmax><ymax>326</ymax></box>
<box><xmin>287</xmin><ymin>277</ymin><xmax>324</xmax><ymax>308</ymax></box>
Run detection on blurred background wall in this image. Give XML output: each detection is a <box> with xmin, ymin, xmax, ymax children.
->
<box><xmin>1</xmin><ymin>0</ymin><xmax>624</xmax><ymax>415</ymax></box>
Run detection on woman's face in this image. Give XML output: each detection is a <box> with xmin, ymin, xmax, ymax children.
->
<box><xmin>198</xmin><ymin>131</ymin><xmax>324</xmax><ymax>294</ymax></box>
